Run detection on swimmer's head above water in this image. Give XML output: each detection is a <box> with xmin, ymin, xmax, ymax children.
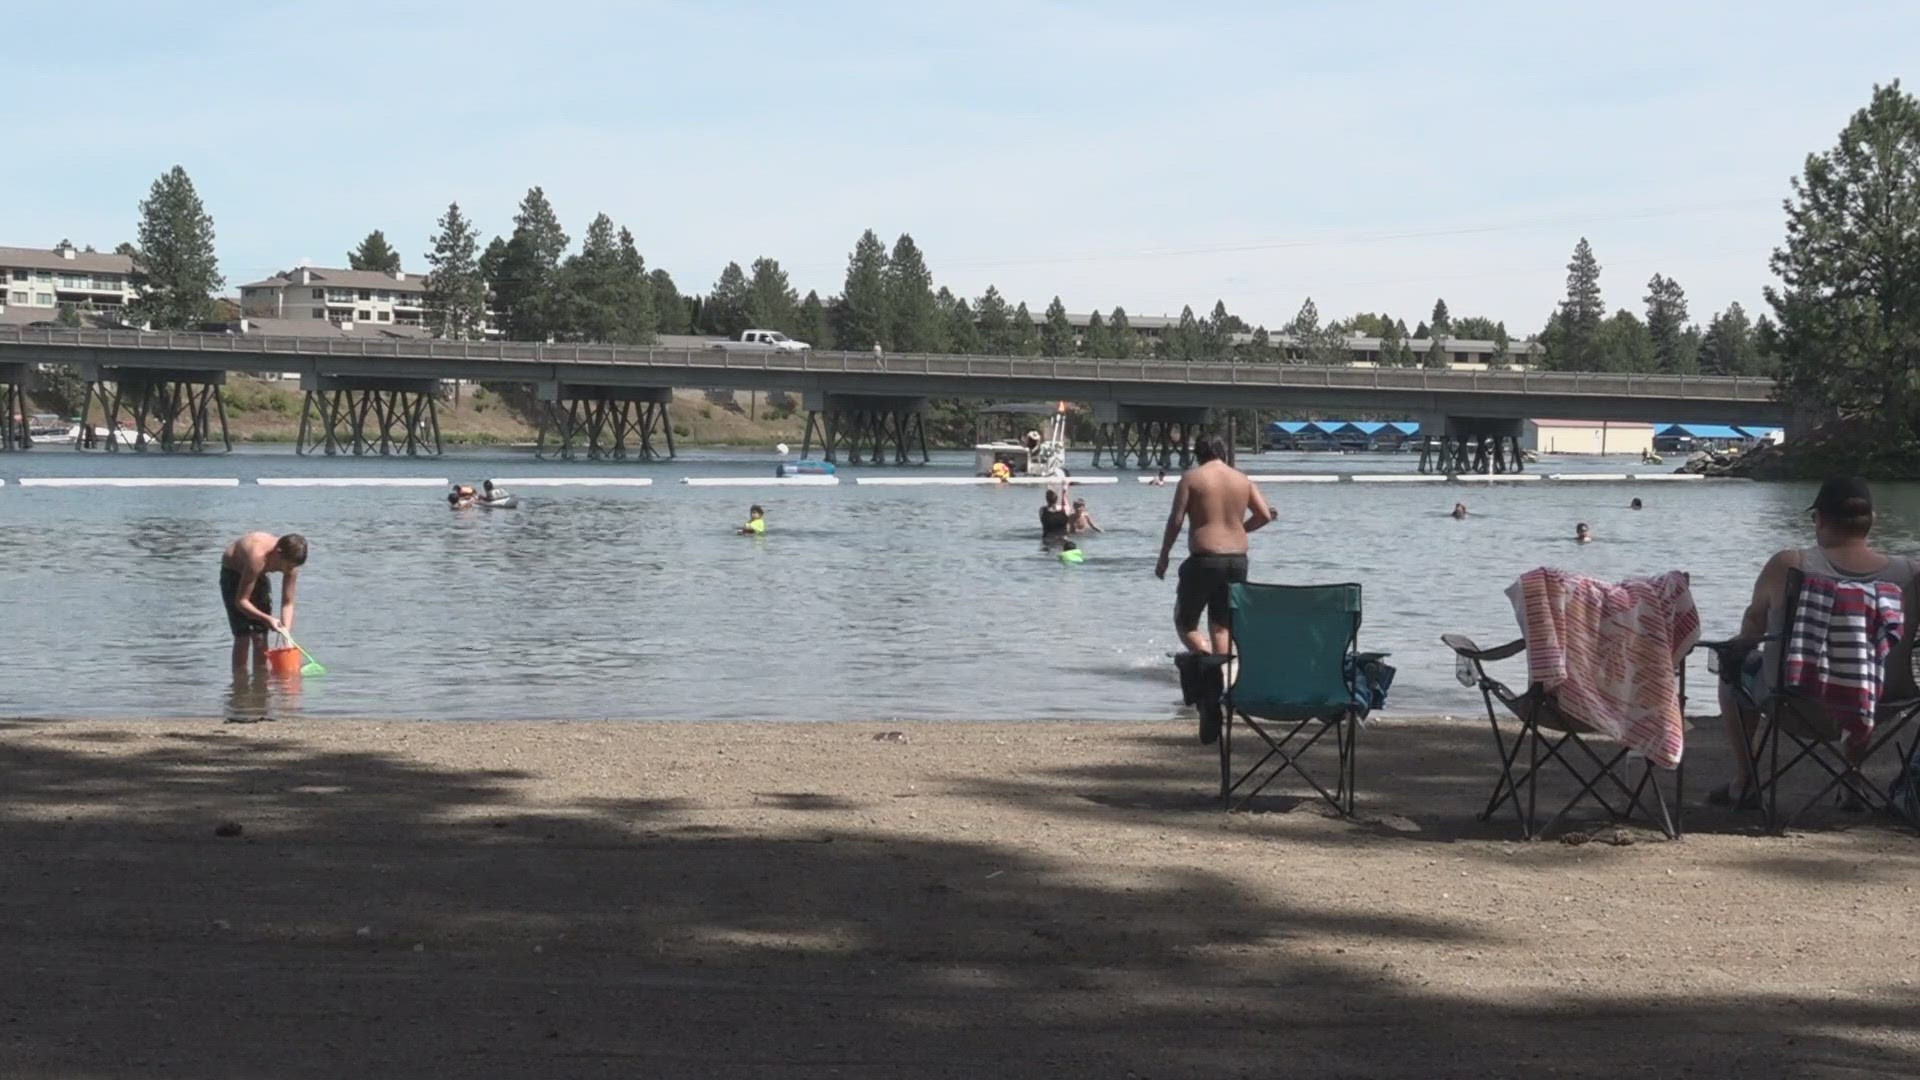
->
<box><xmin>1451</xmin><ymin>503</ymin><xmax>1468</xmax><ymax>519</ymax></box>
<box><xmin>1576</xmin><ymin>522</ymin><xmax>1592</xmax><ymax>543</ymax></box>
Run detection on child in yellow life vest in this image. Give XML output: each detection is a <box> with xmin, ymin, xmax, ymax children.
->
<box><xmin>738</xmin><ymin>505</ymin><xmax>766</xmax><ymax>535</ymax></box>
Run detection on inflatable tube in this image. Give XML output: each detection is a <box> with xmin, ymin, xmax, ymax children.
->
<box><xmin>477</xmin><ymin>496</ymin><xmax>519</xmax><ymax>510</ymax></box>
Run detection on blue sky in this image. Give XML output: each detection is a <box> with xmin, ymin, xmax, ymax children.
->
<box><xmin>4</xmin><ymin>0</ymin><xmax>1913</xmax><ymax>333</ymax></box>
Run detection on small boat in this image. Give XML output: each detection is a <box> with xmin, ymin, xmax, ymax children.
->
<box><xmin>65</xmin><ymin>423</ymin><xmax>143</xmax><ymax>447</ymax></box>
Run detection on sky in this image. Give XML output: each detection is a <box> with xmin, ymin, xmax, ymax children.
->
<box><xmin>3</xmin><ymin>0</ymin><xmax>1914</xmax><ymax>334</ymax></box>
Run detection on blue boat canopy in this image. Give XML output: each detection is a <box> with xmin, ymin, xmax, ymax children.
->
<box><xmin>1267</xmin><ymin>421</ymin><xmax>1311</xmax><ymax>434</ymax></box>
<box><xmin>1350</xmin><ymin>421</ymin><xmax>1389</xmax><ymax>435</ymax></box>
<box><xmin>1385</xmin><ymin>421</ymin><xmax>1421</xmax><ymax>435</ymax></box>
<box><xmin>1656</xmin><ymin>423</ymin><xmax>1747</xmax><ymax>440</ymax></box>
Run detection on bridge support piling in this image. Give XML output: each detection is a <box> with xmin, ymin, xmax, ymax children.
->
<box><xmin>1417</xmin><ymin>418</ymin><xmax>1526</xmax><ymax>476</ymax></box>
<box><xmin>1091</xmin><ymin>404</ymin><xmax>1211</xmax><ymax>469</ymax></box>
<box><xmin>77</xmin><ymin>366</ymin><xmax>231</xmax><ymax>453</ymax></box>
<box><xmin>534</xmin><ymin>384</ymin><xmax>674</xmax><ymax>461</ymax></box>
<box><xmin>1</xmin><ymin>363</ymin><xmax>26</xmax><ymax>450</ymax></box>
<box><xmin>296</xmin><ymin>375</ymin><xmax>442</xmax><ymax>457</ymax></box>
<box><xmin>799</xmin><ymin>393</ymin><xmax>928</xmax><ymax>465</ymax></box>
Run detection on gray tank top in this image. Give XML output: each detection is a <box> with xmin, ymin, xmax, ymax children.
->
<box><xmin>1767</xmin><ymin>548</ymin><xmax>1918</xmax><ymax>697</ymax></box>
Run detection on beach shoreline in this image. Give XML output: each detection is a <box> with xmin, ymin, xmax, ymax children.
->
<box><xmin>2</xmin><ymin>715</ymin><xmax>1916</xmax><ymax>1078</ymax></box>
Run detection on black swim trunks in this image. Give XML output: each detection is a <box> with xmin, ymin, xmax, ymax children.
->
<box><xmin>1175</xmin><ymin>553</ymin><xmax>1249</xmax><ymax>634</ymax></box>
<box><xmin>219</xmin><ymin>564</ymin><xmax>273</xmax><ymax>636</ymax></box>
<box><xmin>1040</xmin><ymin>506</ymin><xmax>1070</xmax><ymax>539</ymax></box>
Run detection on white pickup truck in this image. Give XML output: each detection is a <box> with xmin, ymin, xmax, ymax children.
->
<box><xmin>708</xmin><ymin>329</ymin><xmax>810</xmax><ymax>353</ymax></box>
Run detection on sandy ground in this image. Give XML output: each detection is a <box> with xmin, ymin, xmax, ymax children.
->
<box><xmin>2</xmin><ymin>715</ymin><xmax>1916</xmax><ymax>1079</ymax></box>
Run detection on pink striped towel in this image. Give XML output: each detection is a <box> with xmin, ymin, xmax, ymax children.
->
<box><xmin>1507</xmin><ymin>568</ymin><xmax>1700</xmax><ymax>769</ymax></box>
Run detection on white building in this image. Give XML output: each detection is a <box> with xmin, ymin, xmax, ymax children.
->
<box><xmin>239</xmin><ymin>266</ymin><xmax>432</xmax><ymax>330</ymax></box>
<box><xmin>0</xmin><ymin>241</ymin><xmax>138</xmax><ymax>321</ymax></box>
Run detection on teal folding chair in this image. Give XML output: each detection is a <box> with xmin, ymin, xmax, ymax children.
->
<box><xmin>1220</xmin><ymin>581</ymin><xmax>1363</xmax><ymax>814</ymax></box>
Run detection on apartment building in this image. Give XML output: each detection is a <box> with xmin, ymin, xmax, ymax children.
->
<box><xmin>239</xmin><ymin>266</ymin><xmax>432</xmax><ymax>329</ymax></box>
<box><xmin>0</xmin><ymin>241</ymin><xmax>138</xmax><ymax>319</ymax></box>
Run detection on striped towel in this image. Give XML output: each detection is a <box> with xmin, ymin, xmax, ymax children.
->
<box><xmin>1507</xmin><ymin>568</ymin><xmax>1700</xmax><ymax>769</ymax></box>
<box><xmin>1783</xmin><ymin>576</ymin><xmax>1904</xmax><ymax>752</ymax></box>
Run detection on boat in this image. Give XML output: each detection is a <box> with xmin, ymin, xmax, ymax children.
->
<box><xmin>65</xmin><ymin>423</ymin><xmax>143</xmax><ymax>448</ymax></box>
<box><xmin>776</xmin><ymin>460</ymin><xmax>836</xmax><ymax>477</ymax></box>
<box><xmin>977</xmin><ymin>406</ymin><xmax>1069</xmax><ymax>478</ymax></box>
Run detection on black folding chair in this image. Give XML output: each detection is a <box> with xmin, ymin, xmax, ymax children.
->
<box><xmin>1700</xmin><ymin>570</ymin><xmax>1920</xmax><ymax>833</ymax></box>
<box><xmin>1443</xmin><ymin>634</ymin><xmax>1684</xmax><ymax>840</ymax></box>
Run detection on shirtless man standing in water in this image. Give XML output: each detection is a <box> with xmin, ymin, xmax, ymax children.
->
<box><xmin>1155</xmin><ymin>434</ymin><xmax>1274</xmax><ymax>654</ymax></box>
<box><xmin>221</xmin><ymin>532</ymin><xmax>307</xmax><ymax>670</ymax></box>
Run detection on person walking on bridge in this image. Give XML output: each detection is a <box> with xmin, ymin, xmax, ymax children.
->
<box><xmin>1155</xmin><ymin>434</ymin><xmax>1274</xmax><ymax>655</ymax></box>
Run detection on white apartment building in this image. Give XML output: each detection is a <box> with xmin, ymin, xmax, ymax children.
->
<box><xmin>239</xmin><ymin>266</ymin><xmax>431</xmax><ymax>329</ymax></box>
<box><xmin>0</xmin><ymin>241</ymin><xmax>138</xmax><ymax>319</ymax></box>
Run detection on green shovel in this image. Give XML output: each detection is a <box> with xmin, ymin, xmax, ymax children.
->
<box><xmin>279</xmin><ymin>632</ymin><xmax>328</xmax><ymax>676</ymax></box>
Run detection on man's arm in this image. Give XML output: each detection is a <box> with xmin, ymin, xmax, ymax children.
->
<box><xmin>1739</xmin><ymin>551</ymin><xmax>1796</xmax><ymax>639</ymax></box>
<box><xmin>1155</xmin><ymin>480</ymin><xmax>1190</xmax><ymax>579</ymax></box>
<box><xmin>232</xmin><ymin>561</ymin><xmax>282</xmax><ymax>634</ymax></box>
<box><xmin>1244</xmin><ymin>482</ymin><xmax>1276</xmax><ymax>534</ymax></box>
<box><xmin>278</xmin><ymin>567</ymin><xmax>298</xmax><ymax>634</ymax></box>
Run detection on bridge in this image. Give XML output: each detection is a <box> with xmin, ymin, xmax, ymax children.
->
<box><xmin>0</xmin><ymin>327</ymin><xmax>1789</xmax><ymax>470</ymax></box>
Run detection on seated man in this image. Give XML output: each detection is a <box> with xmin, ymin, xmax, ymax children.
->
<box><xmin>1712</xmin><ymin>476</ymin><xmax>1917</xmax><ymax>807</ymax></box>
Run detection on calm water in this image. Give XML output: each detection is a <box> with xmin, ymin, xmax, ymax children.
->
<box><xmin>1</xmin><ymin>447</ymin><xmax>1909</xmax><ymax>723</ymax></box>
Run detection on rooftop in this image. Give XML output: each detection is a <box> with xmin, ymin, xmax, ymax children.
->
<box><xmin>240</xmin><ymin>266</ymin><xmax>428</xmax><ymax>293</ymax></box>
<box><xmin>0</xmin><ymin>243</ymin><xmax>134</xmax><ymax>276</ymax></box>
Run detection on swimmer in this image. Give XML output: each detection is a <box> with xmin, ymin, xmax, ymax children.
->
<box><xmin>1069</xmin><ymin>497</ymin><xmax>1103</xmax><ymax>534</ymax></box>
<box><xmin>738</xmin><ymin>505</ymin><xmax>766</xmax><ymax>536</ymax></box>
<box><xmin>1451</xmin><ymin>502</ymin><xmax>1468</xmax><ymax>520</ymax></box>
<box><xmin>1040</xmin><ymin>489</ymin><xmax>1070</xmax><ymax>541</ymax></box>
<box><xmin>1150</xmin><ymin>469</ymin><xmax>1167</xmax><ymax>487</ymax></box>
<box><xmin>989</xmin><ymin>460</ymin><xmax>1012</xmax><ymax>482</ymax></box>
<box><xmin>220</xmin><ymin>532</ymin><xmax>307</xmax><ymax>673</ymax></box>
<box><xmin>1576</xmin><ymin>522</ymin><xmax>1593</xmax><ymax>544</ymax></box>
<box><xmin>479</xmin><ymin>479</ymin><xmax>512</xmax><ymax>506</ymax></box>
<box><xmin>1630</xmin><ymin>497</ymin><xmax>1644</xmax><ymax>511</ymax></box>
<box><xmin>448</xmin><ymin>484</ymin><xmax>474</xmax><ymax>509</ymax></box>
<box><xmin>1059</xmin><ymin>539</ymin><xmax>1086</xmax><ymax>565</ymax></box>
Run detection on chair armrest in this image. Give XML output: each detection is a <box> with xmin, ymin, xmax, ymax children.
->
<box><xmin>1441</xmin><ymin>634</ymin><xmax>1525</xmax><ymax>663</ymax></box>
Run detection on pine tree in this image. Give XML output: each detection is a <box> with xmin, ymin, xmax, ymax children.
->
<box><xmin>1595</xmin><ymin>309</ymin><xmax>1656</xmax><ymax>372</ymax></box>
<box><xmin>831</xmin><ymin>229</ymin><xmax>891</xmax><ymax>350</ymax></box>
<box><xmin>1041</xmin><ymin>296</ymin><xmax>1075</xmax><ymax>357</ymax></box>
<box><xmin>1379</xmin><ymin>320</ymin><xmax>1408</xmax><ymax>367</ymax></box>
<box><xmin>1165</xmin><ymin>305</ymin><xmax>1203</xmax><ymax>361</ymax></box>
<box><xmin>557</xmin><ymin>213</ymin><xmax>652</xmax><ymax>344</ymax></box>
<box><xmin>705</xmin><ymin>262</ymin><xmax>752</xmax><ymax>336</ymax></box>
<box><xmin>937</xmin><ymin>288</ymin><xmax>977</xmax><ymax>353</ymax></box>
<box><xmin>1081</xmin><ymin>310</ymin><xmax>1112</xmax><ymax>358</ymax></box>
<box><xmin>1430</xmin><ymin>298</ymin><xmax>1451</xmax><ymax>334</ymax></box>
<box><xmin>976</xmin><ymin>286</ymin><xmax>1012</xmax><ymax>353</ymax></box>
<box><xmin>424</xmin><ymin>202</ymin><xmax>486</xmax><ymax>339</ymax></box>
<box><xmin>1108</xmin><ymin>307</ymin><xmax>1135</xmax><ymax>360</ymax></box>
<box><xmin>1424</xmin><ymin>333</ymin><xmax>1449</xmax><ymax>369</ymax></box>
<box><xmin>1644</xmin><ymin>273</ymin><xmax>1695</xmax><ymax>373</ymax></box>
<box><xmin>883</xmin><ymin>234</ymin><xmax>938</xmax><ymax>352</ymax></box>
<box><xmin>649</xmin><ymin>269</ymin><xmax>685</xmax><ymax>334</ymax></box>
<box><xmin>1490</xmin><ymin>322</ymin><xmax>1512</xmax><ymax>369</ymax></box>
<box><xmin>491</xmin><ymin>187</ymin><xmax>570</xmax><ymax>341</ymax></box>
<box><xmin>1248</xmin><ymin>325</ymin><xmax>1273</xmax><ymax>362</ymax></box>
<box><xmin>127</xmin><ymin>165</ymin><xmax>222</xmax><ymax>328</ymax></box>
<box><xmin>613</xmin><ymin>228</ymin><xmax>655</xmax><ymax>343</ymax></box>
<box><xmin>1698</xmin><ymin>303</ymin><xmax>1761</xmax><ymax>376</ymax></box>
<box><xmin>1009</xmin><ymin>302</ymin><xmax>1040</xmax><ymax>356</ymax></box>
<box><xmin>1767</xmin><ymin>81</ymin><xmax>1920</xmax><ymax>429</ymax></box>
<box><xmin>744</xmin><ymin>257</ymin><xmax>799</xmax><ymax>334</ymax></box>
<box><xmin>348</xmin><ymin>229</ymin><xmax>402</xmax><ymax>272</ymax></box>
<box><xmin>1288</xmin><ymin>297</ymin><xmax>1321</xmax><ymax>340</ymax></box>
<box><xmin>1563</xmin><ymin>238</ymin><xmax>1604</xmax><ymax>329</ymax></box>
<box><xmin>796</xmin><ymin>290</ymin><xmax>833</xmax><ymax>350</ymax></box>
<box><xmin>1414</xmin><ymin>321</ymin><xmax>1431</xmax><ymax>339</ymax></box>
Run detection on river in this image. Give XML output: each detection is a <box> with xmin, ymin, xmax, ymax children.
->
<box><xmin>0</xmin><ymin>446</ymin><xmax>1898</xmax><ymax>723</ymax></box>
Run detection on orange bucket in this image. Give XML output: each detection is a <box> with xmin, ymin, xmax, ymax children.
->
<box><xmin>265</xmin><ymin>645</ymin><xmax>305</xmax><ymax>676</ymax></box>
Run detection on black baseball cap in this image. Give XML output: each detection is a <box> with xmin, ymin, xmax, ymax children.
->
<box><xmin>1809</xmin><ymin>476</ymin><xmax>1873</xmax><ymax>515</ymax></box>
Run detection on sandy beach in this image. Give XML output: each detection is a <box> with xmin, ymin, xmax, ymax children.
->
<box><xmin>2</xmin><ymin>715</ymin><xmax>1916</xmax><ymax>1079</ymax></box>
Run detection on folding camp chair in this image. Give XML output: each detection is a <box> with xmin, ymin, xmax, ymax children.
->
<box><xmin>1442</xmin><ymin>634</ymin><xmax>1684</xmax><ymax>840</ymax></box>
<box><xmin>1700</xmin><ymin>569</ymin><xmax>1920</xmax><ymax>833</ymax></box>
<box><xmin>1219</xmin><ymin>581</ymin><xmax>1364</xmax><ymax>815</ymax></box>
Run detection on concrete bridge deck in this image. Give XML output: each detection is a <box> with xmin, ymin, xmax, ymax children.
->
<box><xmin>0</xmin><ymin>326</ymin><xmax>1789</xmax><ymax>426</ymax></box>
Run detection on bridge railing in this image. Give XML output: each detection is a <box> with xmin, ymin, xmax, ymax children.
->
<box><xmin>0</xmin><ymin>327</ymin><xmax>1780</xmax><ymax>402</ymax></box>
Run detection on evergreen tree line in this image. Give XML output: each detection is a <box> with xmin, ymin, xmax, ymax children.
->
<box><xmin>1536</xmin><ymin>237</ymin><xmax>1780</xmax><ymax>377</ymax></box>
